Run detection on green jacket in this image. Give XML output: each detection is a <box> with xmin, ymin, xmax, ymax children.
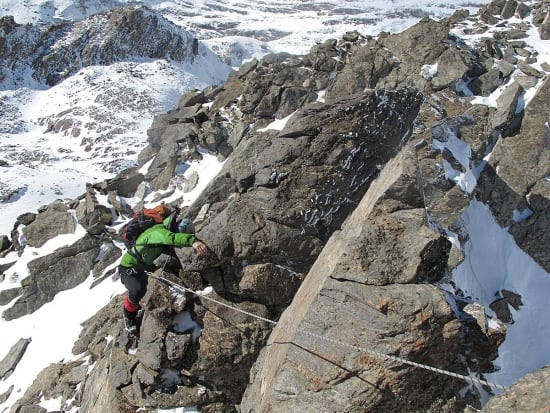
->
<box><xmin>120</xmin><ymin>223</ymin><xmax>196</xmax><ymax>268</ymax></box>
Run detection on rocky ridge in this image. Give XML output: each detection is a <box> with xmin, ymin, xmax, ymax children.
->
<box><xmin>1</xmin><ymin>0</ymin><xmax>550</xmax><ymax>412</ymax></box>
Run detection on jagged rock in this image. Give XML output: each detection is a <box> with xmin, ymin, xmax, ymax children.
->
<box><xmin>178</xmin><ymin>90</ymin><xmax>208</xmax><ymax>108</ymax></box>
<box><xmin>518</xmin><ymin>60</ymin><xmax>545</xmax><ymax>78</ymax></box>
<box><xmin>15</xmin><ymin>212</ymin><xmax>36</xmax><ymax>227</ymax></box>
<box><xmin>0</xmin><ymin>338</ymin><xmax>31</xmax><ymax>380</ymax></box>
<box><xmin>6</xmin><ymin>5</ymin><xmax>550</xmax><ymax>412</ymax></box>
<box><xmin>181</xmin><ymin>89</ymin><xmax>423</xmax><ymax>301</ymax></box>
<box><xmin>16</xmin><ymin>405</ymin><xmax>46</xmax><ymax>413</ymax></box>
<box><xmin>489</xmin><ymin>297</ymin><xmax>514</xmax><ymax>323</ymax></box>
<box><xmin>21</xmin><ymin>201</ymin><xmax>75</xmax><ymax>248</ymax></box>
<box><xmin>431</xmin><ymin>47</ymin><xmax>471</xmax><ymax>91</ymax></box>
<box><xmin>94</xmin><ymin>167</ymin><xmax>145</xmax><ymax>198</ymax></box>
<box><xmin>191</xmin><ymin>293</ymin><xmax>272</xmax><ymax>402</ymax></box>
<box><xmin>0</xmin><ymin>386</ymin><xmax>13</xmax><ymax>404</ymax></box>
<box><xmin>484</xmin><ymin>0</ymin><xmax>508</xmax><ymax>16</ymax></box>
<box><xmin>165</xmin><ymin>332</ymin><xmax>192</xmax><ymax>361</ymax></box>
<box><xmin>501</xmin><ymin>0</ymin><xmax>518</xmax><ymax>19</ymax></box>
<box><xmin>76</xmin><ymin>186</ymin><xmax>113</xmax><ymax>235</ymax></box>
<box><xmin>463</xmin><ymin>303</ymin><xmax>488</xmax><ymax>334</ymax></box>
<box><xmin>10</xmin><ymin>360</ymin><xmax>87</xmax><ymax>413</ymax></box>
<box><xmin>0</xmin><ymin>260</ymin><xmax>15</xmax><ymax>280</ymax></box>
<box><xmin>468</xmin><ymin>67</ymin><xmax>502</xmax><ymax>96</ymax></box>
<box><xmin>183</xmin><ymin>171</ymin><xmax>199</xmax><ymax>193</ymax></box>
<box><xmin>460</xmin><ymin>105</ymin><xmax>495</xmax><ymax>156</ymax></box>
<box><xmin>0</xmin><ymin>287</ymin><xmax>22</xmax><ymax>306</ymax></box>
<box><xmin>481</xmin><ymin>366</ymin><xmax>550</xmax><ymax>412</ymax></box>
<box><xmin>486</xmin><ymin>76</ymin><xmax>550</xmax><ymax>271</ymax></box>
<box><xmin>241</xmin><ymin>148</ymin><xmax>464</xmax><ymax>412</ymax></box>
<box><xmin>29</xmin><ymin>6</ymin><xmax>197</xmax><ymax>85</ymax></box>
<box><xmin>516</xmin><ymin>2</ymin><xmax>531</xmax><ymax>19</ymax></box>
<box><xmin>490</xmin><ymin>81</ymin><xmax>524</xmax><ymax>133</ymax></box>
<box><xmin>2</xmin><ymin>235</ymin><xmax>101</xmax><ymax>320</ymax></box>
<box><xmin>539</xmin><ymin>10</ymin><xmax>550</xmax><ymax>40</ymax></box>
<box><xmin>239</xmin><ymin>263</ymin><xmax>305</xmax><ymax>306</ymax></box>
<box><xmin>0</xmin><ymin>235</ymin><xmax>11</xmax><ymax>253</ymax></box>
<box><xmin>481</xmin><ymin>10</ymin><xmax>501</xmax><ymax>25</ymax></box>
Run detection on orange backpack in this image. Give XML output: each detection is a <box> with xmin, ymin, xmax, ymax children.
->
<box><xmin>120</xmin><ymin>205</ymin><xmax>173</xmax><ymax>247</ymax></box>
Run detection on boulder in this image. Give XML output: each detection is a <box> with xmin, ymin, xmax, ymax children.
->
<box><xmin>0</xmin><ymin>338</ymin><xmax>31</xmax><ymax>380</ymax></box>
<box><xmin>2</xmin><ymin>235</ymin><xmax>101</xmax><ymax>320</ymax></box>
<box><xmin>481</xmin><ymin>366</ymin><xmax>550</xmax><ymax>412</ymax></box>
<box><xmin>22</xmin><ymin>201</ymin><xmax>75</xmax><ymax>248</ymax></box>
<box><xmin>539</xmin><ymin>10</ymin><xmax>550</xmax><ymax>40</ymax></box>
<box><xmin>181</xmin><ymin>89</ymin><xmax>424</xmax><ymax>300</ymax></box>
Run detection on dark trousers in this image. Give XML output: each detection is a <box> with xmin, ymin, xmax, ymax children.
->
<box><xmin>119</xmin><ymin>266</ymin><xmax>149</xmax><ymax>304</ymax></box>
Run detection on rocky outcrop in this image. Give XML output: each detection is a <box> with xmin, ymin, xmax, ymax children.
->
<box><xmin>0</xmin><ymin>338</ymin><xmax>30</xmax><ymax>380</ymax></box>
<box><xmin>240</xmin><ymin>148</ymin><xmax>462</xmax><ymax>412</ymax></box>
<box><xmin>2</xmin><ymin>234</ymin><xmax>102</xmax><ymax>320</ymax></box>
<box><xmin>0</xmin><ymin>6</ymin><xmax>199</xmax><ymax>86</ymax></box>
<box><xmin>21</xmin><ymin>201</ymin><xmax>75</xmax><ymax>248</ymax></box>
<box><xmin>477</xmin><ymin>76</ymin><xmax>550</xmax><ymax>272</ymax></box>
<box><xmin>177</xmin><ymin>88</ymin><xmax>423</xmax><ymax>305</ymax></box>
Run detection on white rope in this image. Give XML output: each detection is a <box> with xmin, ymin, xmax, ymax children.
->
<box><xmin>150</xmin><ymin>274</ymin><xmax>507</xmax><ymax>392</ymax></box>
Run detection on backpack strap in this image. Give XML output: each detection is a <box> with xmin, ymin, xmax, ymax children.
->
<box><xmin>128</xmin><ymin>246</ymin><xmax>146</xmax><ymax>263</ymax></box>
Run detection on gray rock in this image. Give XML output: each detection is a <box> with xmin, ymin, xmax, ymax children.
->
<box><xmin>94</xmin><ymin>167</ymin><xmax>144</xmax><ymax>198</ymax></box>
<box><xmin>431</xmin><ymin>47</ymin><xmax>470</xmax><ymax>91</ymax></box>
<box><xmin>469</xmin><ymin>68</ymin><xmax>502</xmax><ymax>96</ymax></box>
<box><xmin>490</xmin><ymin>81</ymin><xmax>524</xmax><ymax>132</ymax></box>
<box><xmin>183</xmin><ymin>89</ymin><xmax>423</xmax><ymax>300</ymax></box>
<box><xmin>0</xmin><ymin>235</ymin><xmax>11</xmax><ymax>253</ymax></box>
<box><xmin>75</xmin><ymin>186</ymin><xmax>113</xmax><ymax>235</ymax></box>
<box><xmin>239</xmin><ymin>263</ymin><xmax>305</xmax><ymax>306</ymax></box>
<box><xmin>0</xmin><ymin>386</ymin><xmax>13</xmax><ymax>404</ymax></box>
<box><xmin>22</xmin><ymin>201</ymin><xmax>75</xmax><ymax>248</ymax></box>
<box><xmin>165</xmin><ymin>332</ymin><xmax>192</xmax><ymax>361</ymax></box>
<box><xmin>0</xmin><ymin>338</ymin><xmax>31</xmax><ymax>380</ymax></box>
<box><xmin>481</xmin><ymin>366</ymin><xmax>550</xmax><ymax>412</ymax></box>
<box><xmin>0</xmin><ymin>287</ymin><xmax>22</xmax><ymax>305</ymax></box>
<box><xmin>192</xmin><ymin>293</ymin><xmax>272</xmax><ymax>402</ymax></box>
<box><xmin>182</xmin><ymin>171</ymin><xmax>199</xmax><ymax>193</ymax></box>
<box><xmin>2</xmin><ymin>235</ymin><xmax>100</xmax><ymax>320</ymax></box>
<box><xmin>538</xmin><ymin>10</ymin><xmax>550</xmax><ymax>40</ymax></box>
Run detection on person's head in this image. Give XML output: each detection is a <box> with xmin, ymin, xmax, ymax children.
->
<box><xmin>177</xmin><ymin>218</ymin><xmax>195</xmax><ymax>234</ymax></box>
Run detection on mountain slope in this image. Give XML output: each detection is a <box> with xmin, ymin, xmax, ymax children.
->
<box><xmin>0</xmin><ymin>0</ymin><xmax>490</xmax><ymax>236</ymax></box>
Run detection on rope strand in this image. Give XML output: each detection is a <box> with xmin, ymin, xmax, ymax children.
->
<box><xmin>150</xmin><ymin>273</ymin><xmax>507</xmax><ymax>392</ymax></box>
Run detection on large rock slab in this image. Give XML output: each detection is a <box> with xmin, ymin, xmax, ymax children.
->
<box><xmin>241</xmin><ymin>147</ymin><xmax>461</xmax><ymax>412</ymax></box>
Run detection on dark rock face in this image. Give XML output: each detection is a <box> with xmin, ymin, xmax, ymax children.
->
<box><xmin>179</xmin><ymin>89</ymin><xmax>423</xmax><ymax>304</ymax></box>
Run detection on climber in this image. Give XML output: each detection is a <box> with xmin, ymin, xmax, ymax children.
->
<box><xmin>118</xmin><ymin>212</ymin><xmax>209</xmax><ymax>333</ymax></box>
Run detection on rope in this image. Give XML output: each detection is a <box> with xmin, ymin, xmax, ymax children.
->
<box><xmin>149</xmin><ymin>274</ymin><xmax>507</xmax><ymax>392</ymax></box>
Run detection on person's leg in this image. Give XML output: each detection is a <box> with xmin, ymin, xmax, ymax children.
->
<box><xmin>119</xmin><ymin>266</ymin><xmax>148</xmax><ymax>329</ymax></box>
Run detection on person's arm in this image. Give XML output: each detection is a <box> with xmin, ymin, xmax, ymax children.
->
<box><xmin>147</xmin><ymin>227</ymin><xmax>209</xmax><ymax>255</ymax></box>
